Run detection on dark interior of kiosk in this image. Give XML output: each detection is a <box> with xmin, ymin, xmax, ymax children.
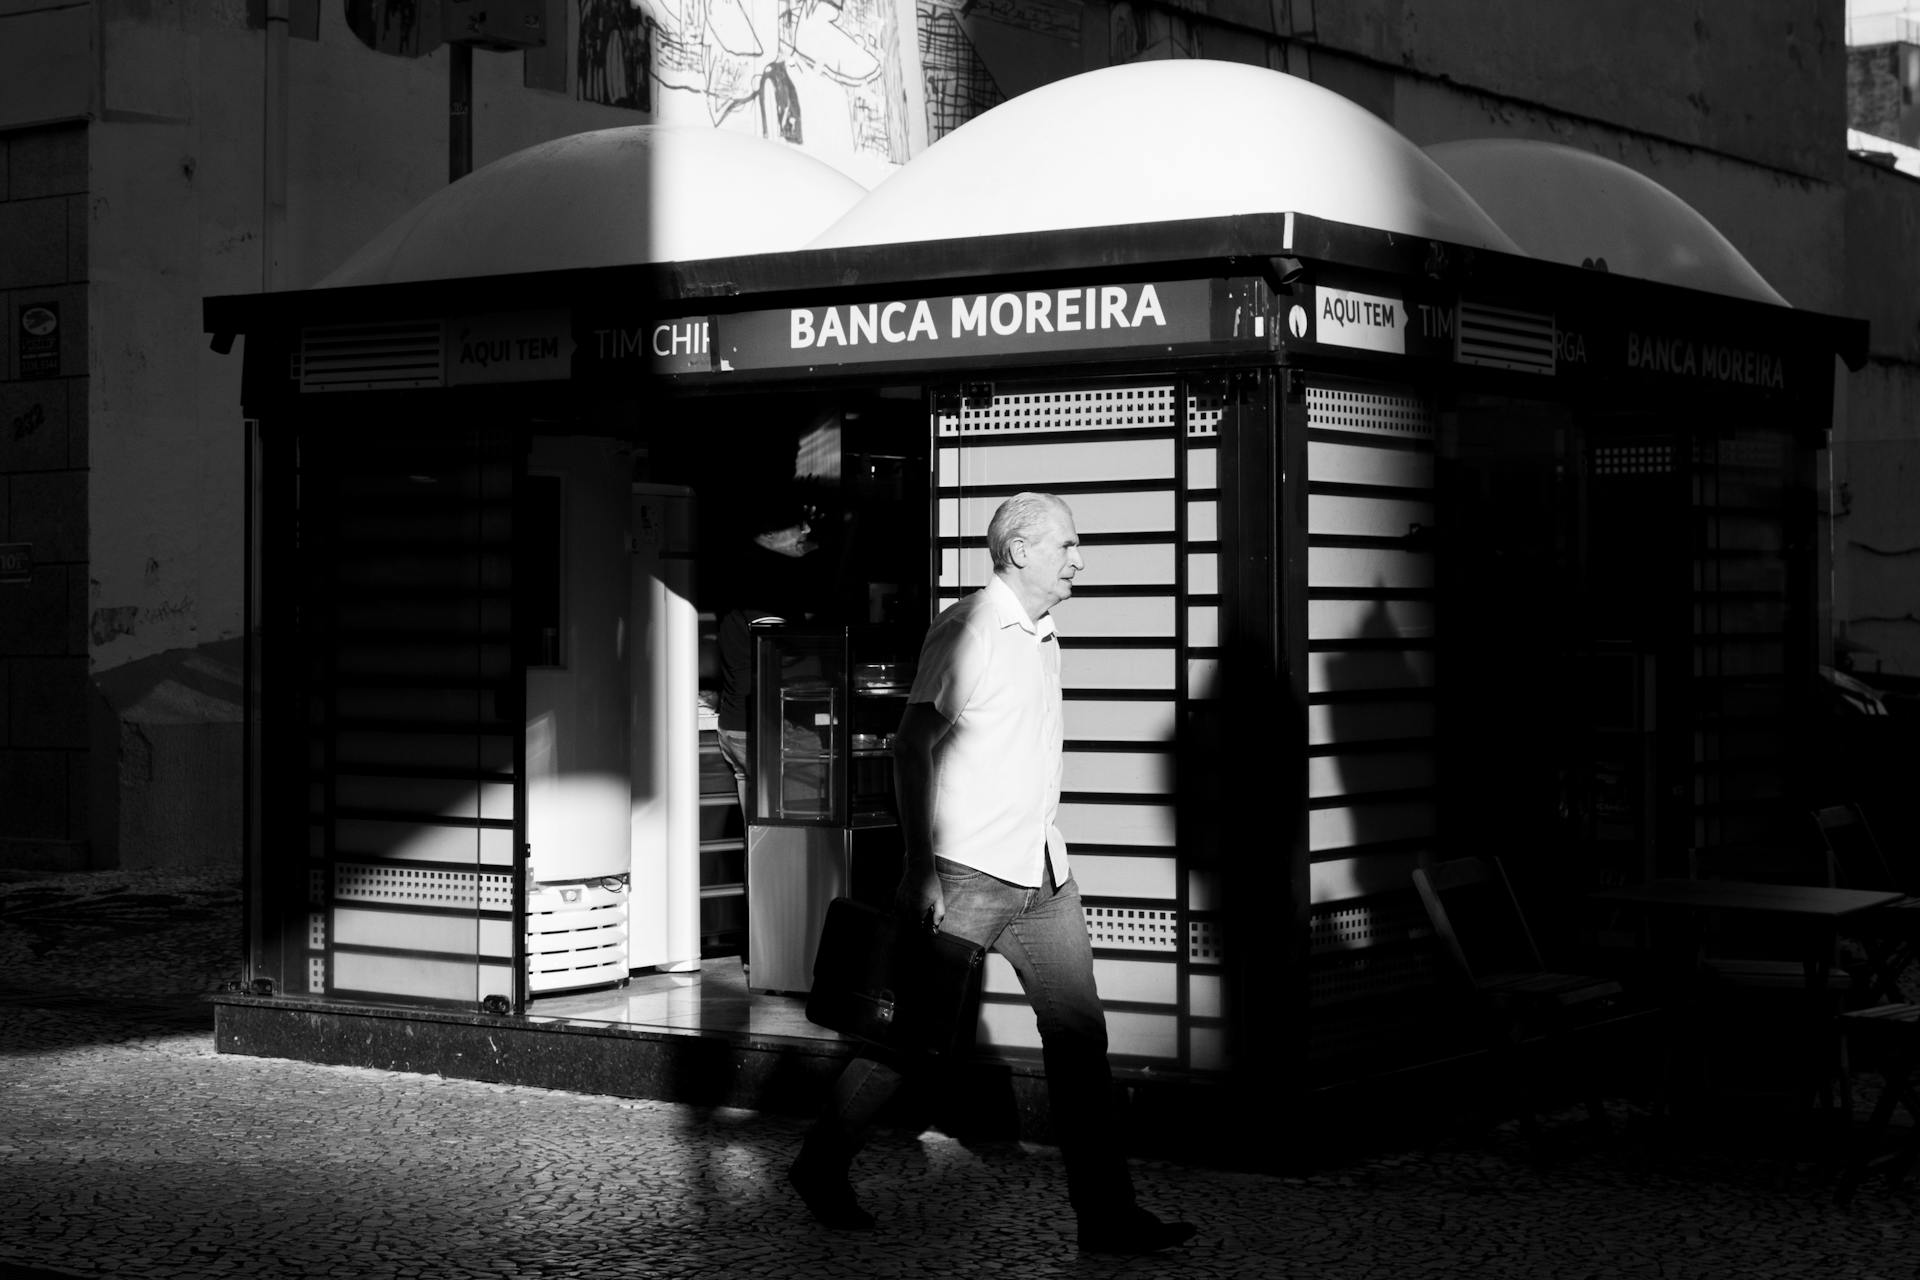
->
<box><xmin>644</xmin><ymin>389</ymin><xmax>932</xmax><ymax>634</ymax></box>
<box><xmin>1438</xmin><ymin>393</ymin><xmax>1815</xmax><ymax>962</ymax></box>
<box><xmin>630</xmin><ymin>387</ymin><xmax>933</xmax><ymax>958</ymax></box>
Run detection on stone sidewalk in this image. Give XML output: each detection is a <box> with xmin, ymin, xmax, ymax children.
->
<box><xmin>3</xmin><ymin>867</ymin><xmax>1917</xmax><ymax>1279</ymax></box>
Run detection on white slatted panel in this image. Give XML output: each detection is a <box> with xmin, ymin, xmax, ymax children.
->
<box><xmin>1073</xmin><ymin>852</ymin><xmax>1179</xmax><ymax>896</ymax></box>
<box><xmin>305</xmin><ymin>429</ymin><xmax>522</xmax><ymax>1009</ymax></box>
<box><xmin>331</xmin><ymin>953</ymin><xmax>515</xmax><ymax>1003</ymax></box>
<box><xmin>1189</xmin><ymin>1023</ymin><xmax>1229</xmax><ymax>1071</ymax></box>
<box><xmin>1062</xmin><ymin>647</ymin><xmax>1177</xmax><ymax>690</ymax></box>
<box><xmin>973</xmin><ymin>1001</ymin><xmax>1181</xmax><ymax>1061</ymax></box>
<box><xmin>1065</xmin><ymin>700</ymin><xmax>1178</xmax><ymax>741</ymax></box>
<box><xmin>1059</xmin><ymin>804</ymin><xmax>1177</xmax><ymax>848</ymax></box>
<box><xmin>983</xmin><ymin>954</ymin><xmax>1178</xmax><ymax>1004</ymax></box>
<box><xmin>942</xmin><ymin>545</ymin><xmax>1180</xmax><ymax>595</ymax></box>
<box><xmin>1189</xmin><ymin>605</ymin><xmax>1220</xmax><ymax>648</ymax></box>
<box><xmin>1687</xmin><ymin>428</ymin><xmax>1801</xmax><ymax>853</ymax></box>
<box><xmin>940</xmin><ymin>490</ymin><xmax>1176</xmax><ymax>536</ymax></box>
<box><xmin>1307</xmin><ymin>650</ymin><xmax>1437</xmax><ymax>694</ymax></box>
<box><xmin>1064</xmin><ymin>749</ymin><xmax>1172</xmax><ymax>793</ymax></box>
<box><xmin>1305</xmin><ymin>382</ymin><xmax>1439</xmax><ymax>900</ymax></box>
<box><xmin>938</xmin><ymin>438</ymin><xmax>1175</xmax><ymax>486</ymax></box>
<box><xmin>1189</xmin><ymin>447</ymin><xmax>1218</xmax><ymax>489</ymax></box>
<box><xmin>333</xmin><ymin>776</ymin><xmax>515</xmax><ymax>822</ymax></box>
<box><xmin>333</xmin><ymin>820</ymin><xmax>515</xmax><ymax>866</ymax></box>
<box><xmin>1186</xmin><ymin>657</ymin><xmax>1221</xmax><ymax>699</ymax></box>
<box><xmin>933</xmin><ymin>381</ymin><xmax>1221</xmax><ymax>1068</ymax></box>
<box><xmin>1306</xmin><ymin>701</ymin><xmax>1435</xmax><ymax>746</ymax></box>
<box><xmin>1309</xmin><ymin>599</ymin><xmax>1435</xmax><ymax>640</ymax></box>
<box><xmin>333</xmin><ymin>908</ymin><xmax>515</xmax><ymax>956</ymax></box>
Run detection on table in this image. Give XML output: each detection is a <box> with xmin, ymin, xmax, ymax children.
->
<box><xmin>1590</xmin><ymin>879</ymin><xmax>1904</xmax><ymax>921</ymax></box>
<box><xmin>1589</xmin><ymin>879</ymin><xmax>1905</xmax><ymax>1128</ymax></box>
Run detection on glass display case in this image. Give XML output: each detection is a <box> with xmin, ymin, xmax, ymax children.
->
<box><xmin>751</xmin><ymin>625</ymin><xmax>913</xmax><ymax>827</ymax></box>
<box><xmin>745</xmin><ymin>624</ymin><xmax>916</xmax><ymax>993</ymax></box>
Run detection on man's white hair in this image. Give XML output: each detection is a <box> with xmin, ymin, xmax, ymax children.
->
<box><xmin>987</xmin><ymin>492</ymin><xmax>1066</xmax><ymax>571</ymax></box>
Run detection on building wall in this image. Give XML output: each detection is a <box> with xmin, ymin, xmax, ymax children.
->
<box><xmin>1840</xmin><ymin>156</ymin><xmax>1920</xmax><ymax>677</ymax></box>
<box><xmin>1850</xmin><ymin>41</ymin><xmax>1920</xmax><ymax>144</ymax></box>
<box><xmin>1310</xmin><ymin>0</ymin><xmax>1847</xmax><ymax>180</ymax></box>
<box><xmin>0</xmin><ymin>123</ymin><xmax>90</xmax><ymax>871</ymax></box>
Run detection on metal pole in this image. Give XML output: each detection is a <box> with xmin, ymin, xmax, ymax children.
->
<box><xmin>450</xmin><ymin>42</ymin><xmax>472</xmax><ymax>182</ymax></box>
<box><xmin>262</xmin><ymin>0</ymin><xmax>288</xmax><ymax>289</ymax></box>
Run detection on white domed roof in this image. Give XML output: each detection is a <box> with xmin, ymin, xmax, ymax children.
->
<box><xmin>1424</xmin><ymin>139</ymin><xmax>1786</xmax><ymax>305</ymax></box>
<box><xmin>317</xmin><ymin>126</ymin><xmax>869</xmax><ymax>288</ymax></box>
<box><xmin>809</xmin><ymin>60</ymin><xmax>1520</xmax><ymax>254</ymax></box>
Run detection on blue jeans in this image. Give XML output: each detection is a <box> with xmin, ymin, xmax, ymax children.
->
<box><xmin>716</xmin><ymin>726</ymin><xmax>750</xmax><ymax>817</ymax></box>
<box><xmin>807</xmin><ymin>856</ymin><xmax>1135</xmax><ymax>1219</ymax></box>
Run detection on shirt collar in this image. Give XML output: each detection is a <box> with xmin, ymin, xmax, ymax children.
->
<box><xmin>985</xmin><ymin>574</ymin><xmax>1057</xmax><ymax>640</ymax></box>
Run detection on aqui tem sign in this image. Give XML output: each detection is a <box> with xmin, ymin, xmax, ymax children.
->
<box><xmin>446</xmin><ymin>311</ymin><xmax>573</xmax><ymax>385</ymax></box>
<box><xmin>1313</xmin><ymin>285</ymin><xmax>1407</xmax><ymax>355</ymax></box>
<box><xmin>0</xmin><ymin>543</ymin><xmax>31</xmax><ymax>584</ymax></box>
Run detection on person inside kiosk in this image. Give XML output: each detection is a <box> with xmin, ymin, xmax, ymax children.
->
<box><xmin>787</xmin><ymin>492</ymin><xmax>1197</xmax><ymax>1257</ymax></box>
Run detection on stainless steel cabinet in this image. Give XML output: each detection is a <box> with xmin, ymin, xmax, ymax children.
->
<box><xmin>745</xmin><ymin>625</ymin><xmax>913</xmax><ymax>994</ymax></box>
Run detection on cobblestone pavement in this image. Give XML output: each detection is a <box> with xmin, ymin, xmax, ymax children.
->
<box><xmin>3</xmin><ymin>868</ymin><xmax>1918</xmax><ymax>1280</ymax></box>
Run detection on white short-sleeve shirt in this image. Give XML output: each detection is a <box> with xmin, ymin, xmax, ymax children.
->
<box><xmin>906</xmin><ymin>574</ymin><xmax>1066</xmax><ymax>888</ymax></box>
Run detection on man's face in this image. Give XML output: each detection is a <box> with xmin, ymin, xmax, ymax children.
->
<box><xmin>1013</xmin><ymin>502</ymin><xmax>1084</xmax><ymax>612</ymax></box>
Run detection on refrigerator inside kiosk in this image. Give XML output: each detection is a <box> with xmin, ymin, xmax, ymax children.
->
<box><xmin>522</xmin><ymin>437</ymin><xmax>636</xmax><ymax>996</ymax></box>
<box><xmin>746</xmin><ymin>624</ymin><xmax>914</xmax><ymax>993</ymax></box>
<box><xmin>521</xmin><ymin>469</ymin><xmax>703</xmax><ymax>995</ymax></box>
<box><xmin>627</xmin><ymin>482</ymin><xmax>703</xmax><ymax>974</ymax></box>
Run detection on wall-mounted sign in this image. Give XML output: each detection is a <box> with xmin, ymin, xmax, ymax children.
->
<box><xmin>445</xmin><ymin>311</ymin><xmax>573</xmax><ymax>385</ymax></box>
<box><xmin>584</xmin><ymin>319</ymin><xmax>713</xmax><ymax>376</ymax></box>
<box><xmin>1624</xmin><ymin>330</ymin><xmax>1786</xmax><ymax>390</ymax></box>
<box><xmin>708</xmin><ymin>279</ymin><xmax>1245</xmax><ymax>373</ymax></box>
<box><xmin>1288</xmin><ymin>278</ymin><xmax>1453</xmax><ymax>362</ymax></box>
<box><xmin>1280</xmin><ymin>265</ymin><xmax>1802</xmax><ymax>399</ymax></box>
<box><xmin>0</xmin><ymin>543</ymin><xmax>31</xmax><ymax>584</ymax></box>
<box><xmin>18</xmin><ymin>302</ymin><xmax>59</xmax><ymax>379</ymax></box>
<box><xmin>1311</xmin><ymin>286</ymin><xmax>1407</xmax><ymax>355</ymax></box>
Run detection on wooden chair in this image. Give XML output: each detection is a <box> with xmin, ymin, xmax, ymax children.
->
<box><xmin>1412</xmin><ymin>856</ymin><xmax>1628</xmax><ymax>1160</ymax></box>
<box><xmin>1835</xmin><ymin>1001</ymin><xmax>1920</xmax><ymax>1206</ymax></box>
<box><xmin>1815</xmin><ymin>803</ymin><xmax>1920</xmax><ymax>1005</ymax></box>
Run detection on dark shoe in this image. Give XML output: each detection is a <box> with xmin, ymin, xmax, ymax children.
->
<box><xmin>787</xmin><ymin>1153</ymin><xmax>875</xmax><ymax>1231</ymax></box>
<box><xmin>1076</xmin><ymin>1206</ymin><xmax>1196</xmax><ymax>1255</ymax></box>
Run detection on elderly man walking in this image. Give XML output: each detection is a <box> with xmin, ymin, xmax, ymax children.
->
<box><xmin>787</xmin><ymin>491</ymin><xmax>1196</xmax><ymax>1257</ymax></box>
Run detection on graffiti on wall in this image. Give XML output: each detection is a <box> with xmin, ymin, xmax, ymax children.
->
<box><xmin>917</xmin><ymin>0</ymin><xmax>1001</xmax><ymax>143</ymax></box>
<box><xmin>571</xmin><ymin>0</ymin><xmax>910</xmax><ymax>168</ymax></box>
<box><xmin>1108</xmin><ymin>1</ymin><xmax>1196</xmax><ymax>63</ymax></box>
<box><xmin>578</xmin><ymin>0</ymin><xmax>652</xmax><ymax>109</ymax></box>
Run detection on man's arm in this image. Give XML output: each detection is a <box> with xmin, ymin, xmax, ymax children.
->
<box><xmin>892</xmin><ymin>700</ymin><xmax>954</xmax><ymax>929</ymax></box>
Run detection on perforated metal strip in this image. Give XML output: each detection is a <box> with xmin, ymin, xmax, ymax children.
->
<box><xmin>335</xmin><ymin>863</ymin><xmax>514</xmax><ymax>911</ymax></box>
<box><xmin>1309</xmin><ymin>895</ymin><xmax>1439</xmax><ymax>1006</ymax></box>
<box><xmin>1305</xmin><ymin>385</ymin><xmax>1436</xmax><ymax>438</ymax></box>
<box><xmin>1188</xmin><ymin>918</ymin><xmax>1223</xmax><ymax>965</ymax></box>
<box><xmin>1593</xmin><ymin>441</ymin><xmax>1674</xmax><ymax>476</ymax></box>
<box><xmin>1086</xmin><ymin>906</ymin><xmax>1178</xmax><ymax>952</ymax></box>
<box><xmin>1187</xmin><ymin>388</ymin><xmax>1226</xmax><ymax>437</ymax></box>
<box><xmin>937</xmin><ymin>385</ymin><xmax>1177</xmax><ymax>435</ymax></box>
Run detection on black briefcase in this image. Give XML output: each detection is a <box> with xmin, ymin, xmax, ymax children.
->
<box><xmin>805</xmin><ymin>896</ymin><xmax>985</xmax><ymax>1056</ymax></box>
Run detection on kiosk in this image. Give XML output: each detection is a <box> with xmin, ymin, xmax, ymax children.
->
<box><xmin>207</xmin><ymin>60</ymin><xmax>1865</xmax><ymax>1090</ymax></box>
